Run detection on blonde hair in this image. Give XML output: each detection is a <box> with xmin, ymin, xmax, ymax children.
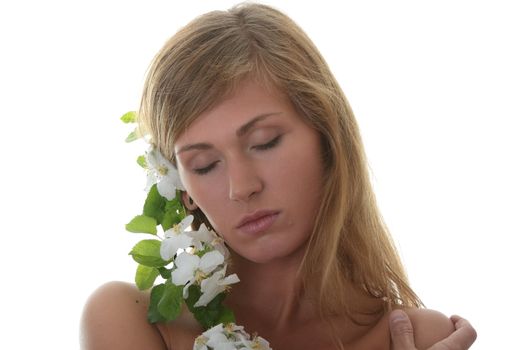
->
<box><xmin>139</xmin><ymin>2</ymin><xmax>422</xmax><ymax>325</ymax></box>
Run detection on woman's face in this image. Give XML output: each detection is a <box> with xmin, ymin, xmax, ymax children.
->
<box><xmin>175</xmin><ymin>79</ymin><xmax>324</xmax><ymax>263</ymax></box>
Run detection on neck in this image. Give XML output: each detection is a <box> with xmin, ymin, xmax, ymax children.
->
<box><xmin>225</xmin><ymin>244</ymin><xmax>317</xmax><ymax>333</ymax></box>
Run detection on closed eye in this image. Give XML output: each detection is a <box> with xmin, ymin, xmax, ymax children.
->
<box><xmin>193</xmin><ymin>160</ymin><xmax>219</xmax><ymax>175</ymax></box>
<box><xmin>192</xmin><ymin>135</ymin><xmax>281</xmax><ymax>175</ymax></box>
<box><xmin>252</xmin><ymin>135</ymin><xmax>282</xmax><ymax>151</ymax></box>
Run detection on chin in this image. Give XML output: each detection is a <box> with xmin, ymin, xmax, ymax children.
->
<box><xmin>230</xmin><ymin>241</ymin><xmax>306</xmax><ymax>265</ymax></box>
<box><xmin>231</xmin><ymin>249</ymin><xmax>277</xmax><ymax>264</ymax></box>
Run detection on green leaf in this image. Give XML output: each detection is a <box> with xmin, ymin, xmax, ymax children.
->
<box><xmin>125</xmin><ymin>129</ymin><xmax>139</xmax><ymax>143</ymax></box>
<box><xmin>158</xmin><ymin>283</ymin><xmax>184</xmax><ymax>321</ymax></box>
<box><xmin>186</xmin><ymin>284</ymin><xmax>201</xmax><ymax>310</ymax></box>
<box><xmin>217</xmin><ymin>306</ymin><xmax>236</xmax><ymax>325</ymax></box>
<box><xmin>125</xmin><ymin>215</ymin><xmax>157</xmax><ymax>235</ymax></box>
<box><xmin>148</xmin><ymin>284</ymin><xmax>167</xmax><ymax>323</ymax></box>
<box><xmin>143</xmin><ymin>185</ymin><xmax>166</xmax><ymax>224</ymax></box>
<box><xmin>157</xmin><ymin>266</ymin><xmax>172</xmax><ymax>280</ymax></box>
<box><xmin>137</xmin><ymin>155</ymin><xmax>147</xmax><ymax>169</ymax></box>
<box><xmin>186</xmin><ymin>286</ymin><xmax>234</xmax><ymax>329</ymax></box>
<box><xmin>129</xmin><ymin>239</ymin><xmax>168</xmax><ymax>267</ymax></box>
<box><xmin>161</xmin><ymin>197</ymin><xmax>186</xmax><ymax>231</ymax></box>
<box><xmin>120</xmin><ymin>111</ymin><xmax>137</xmax><ymax>123</ymax></box>
<box><xmin>135</xmin><ymin>264</ymin><xmax>159</xmax><ymax>290</ymax></box>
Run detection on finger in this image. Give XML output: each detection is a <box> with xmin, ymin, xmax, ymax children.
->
<box><xmin>389</xmin><ymin>309</ymin><xmax>417</xmax><ymax>350</ymax></box>
<box><xmin>450</xmin><ymin>315</ymin><xmax>461</xmax><ymax>323</ymax></box>
<box><xmin>428</xmin><ymin>315</ymin><xmax>477</xmax><ymax>350</ymax></box>
<box><xmin>451</xmin><ymin>315</ymin><xmax>477</xmax><ymax>347</ymax></box>
<box><xmin>450</xmin><ymin>315</ymin><xmax>474</xmax><ymax>331</ymax></box>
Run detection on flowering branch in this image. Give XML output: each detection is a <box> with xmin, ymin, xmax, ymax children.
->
<box><xmin>121</xmin><ymin>112</ymin><xmax>271</xmax><ymax>349</ymax></box>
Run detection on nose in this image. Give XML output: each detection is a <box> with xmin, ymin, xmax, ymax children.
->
<box><xmin>228</xmin><ymin>159</ymin><xmax>264</xmax><ymax>202</ymax></box>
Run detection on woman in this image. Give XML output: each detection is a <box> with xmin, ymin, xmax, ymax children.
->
<box><xmin>81</xmin><ymin>3</ymin><xmax>476</xmax><ymax>349</ymax></box>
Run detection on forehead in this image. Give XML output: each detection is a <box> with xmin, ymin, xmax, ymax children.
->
<box><xmin>174</xmin><ymin>80</ymin><xmax>297</xmax><ymax>148</ymax></box>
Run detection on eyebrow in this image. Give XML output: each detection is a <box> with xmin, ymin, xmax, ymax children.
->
<box><xmin>176</xmin><ymin>112</ymin><xmax>281</xmax><ymax>154</ymax></box>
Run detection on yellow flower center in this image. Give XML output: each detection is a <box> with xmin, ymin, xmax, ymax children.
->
<box><xmin>194</xmin><ymin>335</ymin><xmax>207</xmax><ymax>345</ymax></box>
<box><xmin>212</xmin><ymin>237</ymin><xmax>223</xmax><ymax>246</ymax></box>
<box><xmin>224</xmin><ymin>323</ymin><xmax>235</xmax><ymax>334</ymax></box>
<box><xmin>195</xmin><ymin>269</ymin><xmax>208</xmax><ymax>283</ymax></box>
<box><xmin>252</xmin><ymin>338</ymin><xmax>263</xmax><ymax>349</ymax></box>
<box><xmin>157</xmin><ymin>165</ymin><xmax>168</xmax><ymax>176</ymax></box>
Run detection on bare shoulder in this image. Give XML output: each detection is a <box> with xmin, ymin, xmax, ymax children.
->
<box><xmin>403</xmin><ymin>308</ymin><xmax>455</xmax><ymax>349</ymax></box>
<box><xmin>80</xmin><ymin>281</ymin><xmax>167</xmax><ymax>350</ymax></box>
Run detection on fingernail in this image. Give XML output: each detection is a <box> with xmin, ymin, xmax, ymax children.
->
<box><xmin>390</xmin><ymin>309</ymin><xmax>408</xmax><ymax>322</ymax></box>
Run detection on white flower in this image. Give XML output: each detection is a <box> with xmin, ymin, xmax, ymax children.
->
<box><xmin>202</xmin><ymin>323</ymin><xmax>225</xmax><ymax>337</ymax></box>
<box><xmin>160</xmin><ymin>215</ymin><xmax>194</xmax><ymax>260</ymax></box>
<box><xmin>213</xmin><ymin>343</ymin><xmax>237</xmax><ymax>350</ymax></box>
<box><xmin>238</xmin><ymin>336</ymin><xmax>272</xmax><ymax>350</ymax></box>
<box><xmin>189</xmin><ymin>224</ymin><xmax>214</xmax><ymax>251</ymax></box>
<box><xmin>193</xmin><ymin>334</ymin><xmax>209</xmax><ymax>350</ymax></box>
<box><xmin>255</xmin><ymin>338</ymin><xmax>271</xmax><ymax>350</ymax></box>
<box><xmin>223</xmin><ymin>323</ymin><xmax>248</xmax><ymax>338</ymax></box>
<box><xmin>145</xmin><ymin>146</ymin><xmax>184</xmax><ymax>199</ymax></box>
<box><xmin>197</xmin><ymin>324</ymin><xmax>238</xmax><ymax>350</ymax></box>
<box><xmin>192</xmin><ymin>323</ymin><xmax>272</xmax><ymax>350</ymax></box>
<box><xmin>171</xmin><ymin>250</ymin><xmax>225</xmax><ymax>298</ymax></box>
<box><xmin>193</xmin><ymin>324</ymin><xmax>233</xmax><ymax>350</ymax></box>
<box><xmin>195</xmin><ymin>267</ymin><xmax>240</xmax><ymax>307</ymax></box>
<box><xmin>207</xmin><ymin>332</ymin><xmax>235</xmax><ymax>350</ymax></box>
<box><xmin>190</xmin><ymin>224</ymin><xmax>230</xmax><ymax>259</ymax></box>
<box><xmin>193</xmin><ymin>323</ymin><xmax>232</xmax><ymax>350</ymax></box>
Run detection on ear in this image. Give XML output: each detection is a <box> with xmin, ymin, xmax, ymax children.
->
<box><xmin>181</xmin><ymin>191</ymin><xmax>199</xmax><ymax>210</ymax></box>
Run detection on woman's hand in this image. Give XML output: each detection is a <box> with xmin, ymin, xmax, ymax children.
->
<box><xmin>389</xmin><ymin>309</ymin><xmax>477</xmax><ymax>350</ymax></box>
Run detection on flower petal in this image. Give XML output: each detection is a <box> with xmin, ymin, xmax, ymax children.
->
<box><xmin>160</xmin><ymin>233</ymin><xmax>193</xmax><ymax>260</ymax></box>
<box><xmin>220</xmin><ymin>273</ymin><xmax>240</xmax><ymax>286</ymax></box>
<box><xmin>253</xmin><ymin>337</ymin><xmax>271</xmax><ymax>350</ymax></box>
<box><xmin>145</xmin><ymin>172</ymin><xmax>157</xmax><ymax>193</ymax></box>
<box><xmin>212</xmin><ymin>240</ymin><xmax>230</xmax><ymax>260</ymax></box>
<box><xmin>191</xmin><ymin>224</ymin><xmax>214</xmax><ymax>244</ymax></box>
<box><xmin>193</xmin><ymin>343</ymin><xmax>208</xmax><ymax>350</ymax></box>
<box><xmin>167</xmin><ymin>167</ymin><xmax>185</xmax><ymax>190</ymax></box>
<box><xmin>164</xmin><ymin>227</ymin><xmax>176</xmax><ymax>239</ymax></box>
<box><xmin>179</xmin><ymin>215</ymin><xmax>194</xmax><ymax>231</ymax></box>
<box><xmin>145</xmin><ymin>148</ymin><xmax>158</xmax><ymax>168</ymax></box>
<box><xmin>171</xmin><ymin>267</ymin><xmax>193</xmax><ymax>286</ymax></box>
<box><xmin>157</xmin><ymin>178</ymin><xmax>176</xmax><ymax>200</ymax></box>
<box><xmin>199</xmin><ymin>251</ymin><xmax>224</xmax><ymax>273</ymax></box>
<box><xmin>175</xmin><ymin>252</ymin><xmax>200</xmax><ymax>269</ymax></box>
<box><xmin>202</xmin><ymin>324</ymin><xmax>225</xmax><ymax>338</ymax></box>
<box><xmin>206</xmin><ymin>332</ymin><xmax>229</xmax><ymax>347</ymax></box>
<box><xmin>194</xmin><ymin>273</ymin><xmax>222</xmax><ymax>307</ymax></box>
<box><xmin>214</xmin><ymin>344</ymin><xmax>237</xmax><ymax>350</ymax></box>
<box><xmin>182</xmin><ymin>279</ymin><xmax>193</xmax><ymax>299</ymax></box>
<box><xmin>171</xmin><ymin>253</ymin><xmax>200</xmax><ymax>285</ymax></box>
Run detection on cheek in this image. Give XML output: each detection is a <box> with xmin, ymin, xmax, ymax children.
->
<box><xmin>186</xmin><ymin>177</ymin><xmax>230</xmax><ymax>232</ymax></box>
<box><xmin>278</xmin><ymin>140</ymin><xmax>324</xmax><ymax>200</ymax></box>
<box><xmin>286</xmin><ymin>146</ymin><xmax>325</xmax><ymax>223</ymax></box>
<box><xmin>286</xmin><ymin>164</ymin><xmax>323</xmax><ymax>224</ymax></box>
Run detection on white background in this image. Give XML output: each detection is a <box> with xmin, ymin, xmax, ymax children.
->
<box><xmin>0</xmin><ymin>1</ymin><xmax>523</xmax><ymax>349</ymax></box>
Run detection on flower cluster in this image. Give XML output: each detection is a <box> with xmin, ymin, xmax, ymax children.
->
<box><xmin>144</xmin><ymin>146</ymin><xmax>184</xmax><ymax>200</ymax></box>
<box><xmin>122</xmin><ymin>111</ymin><xmax>271</xmax><ymax>349</ymax></box>
<box><xmin>194</xmin><ymin>323</ymin><xmax>271</xmax><ymax>350</ymax></box>
<box><xmin>160</xmin><ymin>215</ymin><xmax>240</xmax><ymax>307</ymax></box>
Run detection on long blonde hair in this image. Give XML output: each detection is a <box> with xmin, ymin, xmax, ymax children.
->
<box><xmin>138</xmin><ymin>2</ymin><xmax>423</xmax><ymax>322</ymax></box>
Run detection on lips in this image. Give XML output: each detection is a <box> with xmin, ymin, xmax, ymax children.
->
<box><xmin>236</xmin><ymin>210</ymin><xmax>280</xmax><ymax>235</ymax></box>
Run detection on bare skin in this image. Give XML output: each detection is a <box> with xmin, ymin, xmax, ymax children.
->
<box><xmin>80</xmin><ymin>281</ymin><xmax>455</xmax><ymax>350</ymax></box>
<box><xmin>81</xmin><ymin>80</ymin><xmax>457</xmax><ymax>349</ymax></box>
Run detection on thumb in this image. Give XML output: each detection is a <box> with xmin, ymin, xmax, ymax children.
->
<box><xmin>389</xmin><ymin>309</ymin><xmax>417</xmax><ymax>350</ymax></box>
